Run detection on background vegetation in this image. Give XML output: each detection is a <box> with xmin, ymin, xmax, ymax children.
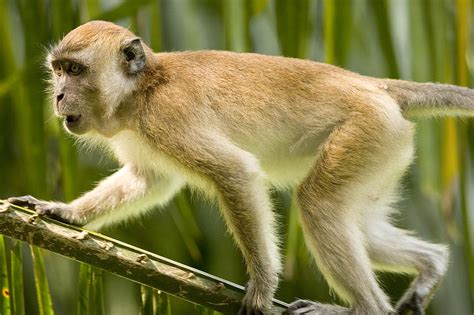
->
<box><xmin>0</xmin><ymin>0</ymin><xmax>473</xmax><ymax>314</ymax></box>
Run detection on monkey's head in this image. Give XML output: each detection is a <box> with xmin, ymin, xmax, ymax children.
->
<box><xmin>47</xmin><ymin>21</ymin><xmax>150</xmax><ymax>136</ymax></box>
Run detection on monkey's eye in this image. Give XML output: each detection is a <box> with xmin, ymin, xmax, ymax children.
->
<box><xmin>68</xmin><ymin>63</ymin><xmax>83</xmax><ymax>75</ymax></box>
<box><xmin>54</xmin><ymin>65</ymin><xmax>63</xmax><ymax>77</ymax></box>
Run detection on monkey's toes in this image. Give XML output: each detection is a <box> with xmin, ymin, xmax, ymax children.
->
<box><xmin>286</xmin><ymin>300</ymin><xmax>323</xmax><ymax>315</ymax></box>
<box><xmin>287</xmin><ymin>300</ymin><xmax>313</xmax><ymax>312</ymax></box>
<box><xmin>396</xmin><ymin>292</ymin><xmax>424</xmax><ymax>315</ymax></box>
<box><xmin>286</xmin><ymin>300</ymin><xmax>351</xmax><ymax>315</ymax></box>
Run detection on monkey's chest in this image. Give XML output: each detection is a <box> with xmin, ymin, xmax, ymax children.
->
<box><xmin>108</xmin><ymin>130</ymin><xmax>216</xmax><ymax>193</ymax></box>
<box><xmin>110</xmin><ymin>130</ymin><xmax>183</xmax><ymax>173</ymax></box>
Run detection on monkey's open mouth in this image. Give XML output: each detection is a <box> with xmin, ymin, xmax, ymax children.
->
<box><xmin>65</xmin><ymin>114</ymin><xmax>81</xmax><ymax>125</ymax></box>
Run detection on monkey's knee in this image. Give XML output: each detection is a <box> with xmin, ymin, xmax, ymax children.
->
<box><xmin>295</xmin><ymin>181</ymin><xmax>341</xmax><ymax>224</ymax></box>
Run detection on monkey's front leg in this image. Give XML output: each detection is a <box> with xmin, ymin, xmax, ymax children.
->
<box><xmin>8</xmin><ymin>165</ymin><xmax>182</xmax><ymax>227</ymax></box>
<box><xmin>217</xmin><ymin>176</ymin><xmax>281</xmax><ymax>315</ymax></box>
<box><xmin>163</xmin><ymin>133</ymin><xmax>281</xmax><ymax>314</ymax></box>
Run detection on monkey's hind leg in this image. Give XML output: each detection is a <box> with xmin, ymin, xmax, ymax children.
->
<box><xmin>364</xmin><ymin>219</ymin><xmax>449</xmax><ymax>315</ymax></box>
<box><xmin>291</xmin><ymin>196</ymin><xmax>391</xmax><ymax>315</ymax></box>
<box><xmin>288</xmin><ymin>110</ymin><xmax>412</xmax><ymax>315</ymax></box>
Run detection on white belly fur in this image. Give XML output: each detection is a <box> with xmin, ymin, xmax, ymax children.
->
<box><xmin>108</xmin><ymin>130</ymin><xmax>320</xmax><ymax>190</ymax></box>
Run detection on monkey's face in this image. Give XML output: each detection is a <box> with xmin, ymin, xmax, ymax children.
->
<box><xmin>48</xmin><ymin>57</ymin><xmax>98</xmax><ymax>135</ymax></box>
<box><xmin>47</xmin><ymin>21</ymin><xmax>147</xmax><ymax>137</ymax></box>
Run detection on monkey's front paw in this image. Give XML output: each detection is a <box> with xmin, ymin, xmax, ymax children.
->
<box><xmin>239</xmin><ymin>281</ymin><xmax>273</xmax><ymax>315</ymax></box>
<box><xmin>286</xmin><ymin>300</ymin><xmax>351</xmax><ymax>315</ymax></box>
<box><xmin>239</xmin><ymin>305</ymin><xmax>264</xmax><ymax>315</ymax></box>
<box><xmin>7</xmin><ymin>196</ymin><xmax>78</xmax><ymax>225</ymax></box>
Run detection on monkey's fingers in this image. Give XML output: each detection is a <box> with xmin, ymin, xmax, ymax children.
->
<box><xmin>34</xmin><ymin>203</ymin><xmax>77</xmax><ymax>225</ymax></box>
<box><xmin>7</xmin><ymin>195</ymin><xmax>42</xmax><ymax>208</ymax></box>
<box><xmin>7</xmin><ymin>196</ymin><xmax>75</xmax><ymax>225</ymax></box>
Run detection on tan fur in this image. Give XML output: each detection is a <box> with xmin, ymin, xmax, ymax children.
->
<box><xmin>10</xmin><ymin>20</ymin><xmax>471</xmax><ymax>314</ymax></box>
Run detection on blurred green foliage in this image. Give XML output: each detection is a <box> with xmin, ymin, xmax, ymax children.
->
<box><xmin>0</xmin><ymin>0</ymin><xmax>473</xmax><ymax>314</ymax></box>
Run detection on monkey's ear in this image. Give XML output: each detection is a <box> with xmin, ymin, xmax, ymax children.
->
<box><xmin>122</xmin><ymin>38</ymin><xmax>146</xmax><ymax>74</ymax></box>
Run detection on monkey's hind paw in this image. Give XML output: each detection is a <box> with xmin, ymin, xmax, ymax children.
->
<box><xmin>286</xmin><ymin>300</ymin><xmax>351</xmax><ymax>315</ymax></box>
<box><xmin>396</xmin><ymin>292</ymin><xmax>424</xmax><ymax>315</ymax></box>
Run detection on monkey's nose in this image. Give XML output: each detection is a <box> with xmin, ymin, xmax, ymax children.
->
<box><xmin>56</xmin><ymin>93</ymin><xmax>65</xmax><ymax>111</ymax></box>
<box><xmin>56</xmin><ymin>93</ymin><xmax>64</xmax><ymax>104</ymax></box>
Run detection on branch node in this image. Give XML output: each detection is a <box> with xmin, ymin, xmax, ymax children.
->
<box><xmin>28</xmin><ymin>213</ymin><xmax>39</xmax><ymax>224</ymax></box>
<box><xmin>72</xmin><ymin>230</ymin><xmax>89</xmax><ymax>240</ymax></box>
<box><xmin>97</xmin><ymin>240</ymin><xmax>114</xmax><ymax>251</ymax></box>
<box><xmin>0</xmin><ymin>202</ymin><xmax>10</xmax><ymax>213</ymax></box>
<box><xmin>184</xmin><ymin>272</ymin><xmax>195</xmax><ymax>279</ymax></box>
<box><xmin>213</xmin><ymin>282</ymin><xmax>225</xmax><ymax>292</ymax></box>
<box><xmin>136</xmin><ymin>253</ymin><xmax>149</xmax><ymax>264</ymax></box>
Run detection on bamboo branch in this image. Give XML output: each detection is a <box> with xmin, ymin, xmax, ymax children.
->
<box><xmin>0</xmin><ymin>201</ymin><xmax>288</xmax><ymax>314</ymax></box>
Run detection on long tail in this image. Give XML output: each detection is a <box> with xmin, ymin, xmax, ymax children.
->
<box><xmin>383</xmin><ymin>79</ymin><xmax>474</xmax><ymax>117</ymax></box>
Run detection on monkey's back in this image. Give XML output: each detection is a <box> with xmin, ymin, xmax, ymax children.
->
<box><xmin>143</xmin><ymin>50</ymin><xmax>397</xmax><ymax>186</ymax></box>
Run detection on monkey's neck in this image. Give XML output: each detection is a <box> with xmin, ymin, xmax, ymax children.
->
<box><xmin>138</xmin><ymin>56</ymin><xmax>168</xmax><ymax>95</ymax></box>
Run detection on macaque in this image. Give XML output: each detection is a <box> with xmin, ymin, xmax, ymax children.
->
<box><xmin>12</xmin><ymin>20</ymin><xmax>473</xmax><ymax>314</ymax></box>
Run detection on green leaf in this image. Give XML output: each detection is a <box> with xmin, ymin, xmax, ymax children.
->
<box><xmin>283</xmin><ymin>197</ymin><xmax>301</xmax><ymax>280</ymax></box>
<box><xmin>247</xmin><ymin>0</ymin><xmax>267</xmax><ymax>16</ymax></box>
<box><xmin>170</xmin><ymin>191</ymin><xmax>203</xmax><ymax>262</ymax></box>
<box><xmin>155</xmin><ymin>291</ymin><xmax>171</xmax><ymax>315</ymax></box>
<box><xmin>85</xmin><ymin>0</ymin><xmax>101</xmax><ymax>21</ymax></box>
<box><xmin>455</xmin><ymin>0</ymin><xmax>474</xmax><ymax>304</ymax></box>
<box><xmin>10</xmin><ymin>243</ymin><xmax>24</xmax><ymax>315</ymax></box>
<box><xmin>77</xmin><ymin>264</ymin><xmax>91</xmax><ymax>315</ymax></box>
<box><xmin>170</xmin><ymin>202</ymin><xmax>203</xmax><ymax>262</ymax></box>
<box><xmin>0</xmin><ymin>236</ymin><xmax>11</xmax><ymax>315</ymax></box>
<box><xmin>30</xmin><ymin>246</ymin><xmax>54</xmax><ymax>315</ymax></box>
<box><xmin>0</xmin><ymin>68</ymin><xmax>24</xmax><ymax>98</ymax></box>
<box><xmin>324</xmin><ymin>0</ymin><xmax>353</xmax><ymax>66</ymax></box>
<box><xmin>78</xmin><ymin>265</ymin><xmax>104</xmax><ymax>315</ymax></box>
<box><xmin>93</xmin><ymin>0</ymin><xmax>153</xmax><ymax>22</ymax></box>
<box><xmin>150</xmin><ymin>0</ymin><xmax>162</xmax><ymax>52</ymax></box>
<box><xmin>222</xmin><ymin>0</ymin><xmax>251</xmax><ymax>52</ymax></box>
<box><xmin>367</xmin><ymin>0</ymin><xmax>400</xmax><ymax>78</ymax></box>
<box><xmin>140</xmin><ymin>285</ymin><xmax>152</xmax><ymax>315</ymax></box>
<box><xmin>275</xmin><ymin>0</ymin><xmax>311</xmax><ymax>58</ymax></box>
<box><xmin>89</xmin><ymin>268</ymin><xmax>105</xmax><ymax>315</ymax></box>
